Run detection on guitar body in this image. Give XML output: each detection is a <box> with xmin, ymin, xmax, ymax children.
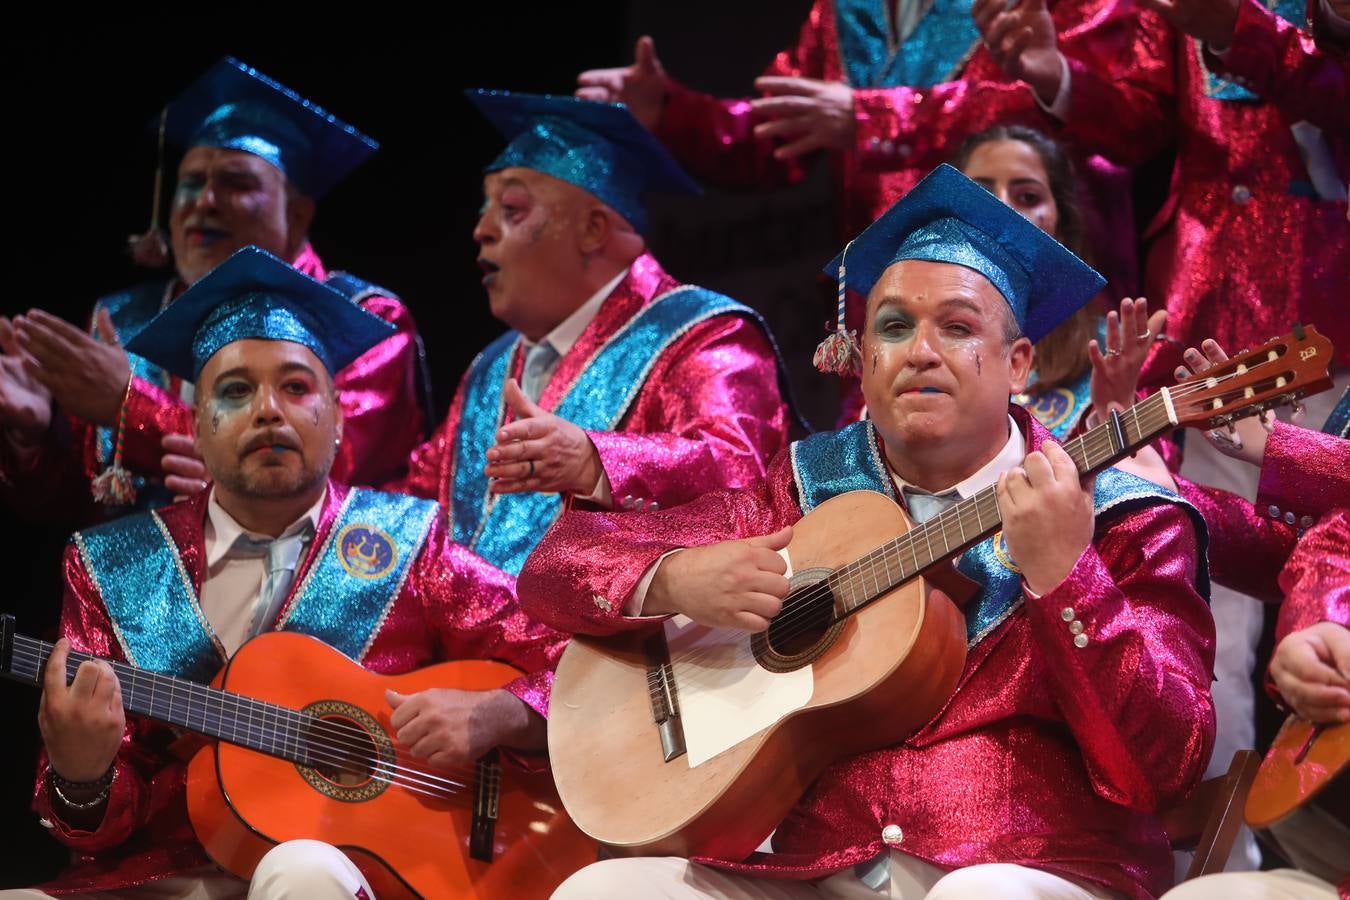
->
<box><xmin>185</xmin><ymin>631</ymin><xmax>595</xmax><ymax>899</ymax></box>
<box><xmin>548</xmin><ymin>491</ymin><xmax>969</xmax><ymax>860</ymax></box>
<box><xmin>1245</xmin><ymin>715</ymin><xmax>1350</xmax><ymax>830</ymax></box>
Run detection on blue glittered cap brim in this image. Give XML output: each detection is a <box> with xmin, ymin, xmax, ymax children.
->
<box><xmin>123</xmin><ymin>246</ymin><xmax>396</xmax><ymax>383</ymax></box>
<box><xmin>823</xmin><ymin>164</ymin><xmax>1105</xmax><ymax>344</ymax></box>
<box><xmin>162</xmin><ymin>56</ymin><xmax>378</xmax><ymax>198</ymax></box>
<box><xmin>467</xmin><ymin>89</ymin><xmax>702</xmax><ymax>236</ymax></box>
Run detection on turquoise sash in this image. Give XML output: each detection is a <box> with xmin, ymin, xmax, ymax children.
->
<box><xmin>451</xmin><ymin>286</ymin><xmax>755</xmax><ymax>575</ymax></box>
<box><xmin>75</xmin><ymin>511</ymin><xmax>222</xmax><ymax>681</ymax></box>
<box><xmin>789</xmin><ymin>422</ymin><xmax>1208</xmax><ymax>647</ymax></box>
<box><xmin>280</xmin><ymin>489</ymin><xmax>437</xmax><ymax>662</ymax></box>
<box><xmin>78</xmin><ymin>489</ymin><xmax>437</xmax><ymax>676</ymax></box>
<box><xmin>835</xmin><ymin>0</ymin><xmax>980</xmax><ymax>88</ymax></box>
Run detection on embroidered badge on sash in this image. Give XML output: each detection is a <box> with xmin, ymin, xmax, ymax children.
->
<box><xmin>336</xmin><ymin>524</ymin><xmax>398</xmax><ymax>580</ymax></box>
<box><xmin>1016</xmin><ymin>386</ymin><xmax>1077</xmax><ymax>433</ymax></box>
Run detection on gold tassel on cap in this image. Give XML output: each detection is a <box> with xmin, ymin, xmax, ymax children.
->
<box><xmin>813</xmin><ymin>239</ymin><xmax>862</xmax><ymax>376</ymax></box>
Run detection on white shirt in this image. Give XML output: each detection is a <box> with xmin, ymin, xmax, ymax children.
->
<box><xmin>201</xmin><ymin>488</ymin><xmax>325</xmax><ymax>656</ymax></box>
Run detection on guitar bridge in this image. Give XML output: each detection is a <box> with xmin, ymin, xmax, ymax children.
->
<box><xmin>470</xmin><ymin>751</ymin><xmax>501</xmax><ymax>863</ymax></box>
<box><xmin>645</xmin><ymin>633</ymin><xmax>686</xmax><ymax>762</ymax></box>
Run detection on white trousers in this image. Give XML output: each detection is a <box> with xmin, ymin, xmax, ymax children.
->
<box><xmin>0</xmin><ymin>840</ymin><xmax>374</xmax><ymax>900</ymax></box>
<box><xmin>1160</xmin><ymin>869</ymin><xmax>1338</xmax><ymax>899</ymax></box>
<box><xmin>551</xmin><ymin>853</ymin><xmax>1123</xmax><ymax>900</ymax></box>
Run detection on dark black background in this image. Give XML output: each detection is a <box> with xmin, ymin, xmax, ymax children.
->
<box><xmin>2</xmin><ymin>4</ymin><xmax>831</xmax><ymax>883</ymax></box>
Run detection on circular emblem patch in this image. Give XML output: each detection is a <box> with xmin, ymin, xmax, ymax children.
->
<box><xmin>1015</xmin><ymin>386</ymin><xmax>1077</xmax><ymax>432</ymax></box>
<box><xmin>335</xmin><ymin>524</ymin><xmax>398</xmax><ymax>580</ymax></box>
<box><xmin>992</xmin><ymin>530</ymin><xmax>1022</xmax><ymax>574</ymax></box>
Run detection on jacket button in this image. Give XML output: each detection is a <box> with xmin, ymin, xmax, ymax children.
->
<box><xmin>881</xmin><ymin>824</ymin><xmax>903</xmax><ymax>843</ymax></box>
<box><xmin>1231</xmin><ymin>184</ymin><xmax>1252</xmax><ymax>204</ymax></box>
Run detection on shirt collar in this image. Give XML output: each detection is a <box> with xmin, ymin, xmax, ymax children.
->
<box><xmin>889</xmin><ymin>415</ymin><xmax>1025</xmax><ymax>499</ymax></box>
<box><xmin>527</xmin><ymin>266</ymin><xmax>629</xmax><ymax>356</ymax></box>
<box><xmin>204</xmin><ymin>487</ymin><xmax>326</xmax><ymax>568</ymax></box>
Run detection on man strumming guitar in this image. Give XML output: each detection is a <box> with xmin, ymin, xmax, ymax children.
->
<box><xmin>4</xmin><ymin>247</ymin><xmax>565</xmax><ymax>899</ymax></box>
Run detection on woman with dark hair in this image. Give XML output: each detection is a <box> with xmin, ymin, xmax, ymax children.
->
<box><xmin>953</xmin><ymin>125</ymin><xmax>1164</xmax><ymax>438</ymax></box>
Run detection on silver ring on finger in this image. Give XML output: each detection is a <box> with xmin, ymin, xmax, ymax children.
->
<box><xmin>1105</xmin><ymin>347</ymin><xmax>1122</xmax><ymax>357</ymax></box>
<box><xmin>1136</xmin><ymin>329</ymin><xmax>1152</xmax><ymax>341</ymax></box>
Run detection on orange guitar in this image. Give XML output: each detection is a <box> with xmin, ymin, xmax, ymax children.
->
<box><xmin>1245</xmin><ymin>715</ymin><xmax>1349</xmax><ymax>840</ymax></box>
<box><xmin>548</xmin><ymin>326</ymin><xmax>1337</xmax><ymax>861</ymax></box>
<box><xmin>0</xmin><ymin>622</ymin><xmax>596</xmax><ymax>899</ymax></box>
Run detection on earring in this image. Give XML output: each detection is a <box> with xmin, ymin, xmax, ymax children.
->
<box><xmin>334</xmin><ymin>436</ymin><xmax>341</xmax><ymax>449</ymax></box>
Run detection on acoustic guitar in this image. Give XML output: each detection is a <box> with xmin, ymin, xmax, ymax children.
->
<box><xmin>1245</xmin><ymin>714</ymin><xmax>1350</xmax><ymax>862</ymax></box>
<box><xmin>548</xmin><ymin>325</ymin><xmax>1336</xmax><ymax>861</ymax></box>
<box><xmin>0</xmin><ymin>622</ymin><xmax>596</xmax><ymax>899</ymax></box>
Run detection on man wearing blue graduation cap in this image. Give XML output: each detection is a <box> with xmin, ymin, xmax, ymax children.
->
<box><xmin>9</xmin><ymin>247</ymin><xmax>564</xmax><ymax>898</ymax></box>
<box><xmin>520</xmin><ymin>166</ymin><xmax>1216</xmax><ymax>899</ymax></box>
<box><xmin>393</xmin><ymin>90</ymin><xmax>791</xmax><ymax>578</ymax></box>
<box><xmin>0</xmin><ymin>57</ymin><xmax>427</xmax><ymax>523</ymax></box>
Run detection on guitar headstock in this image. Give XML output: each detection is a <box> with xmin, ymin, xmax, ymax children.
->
<box><xmin>1167</xmin><ymin>325</ymin><xmax>1335</xmax><ymax>430</ymax></box>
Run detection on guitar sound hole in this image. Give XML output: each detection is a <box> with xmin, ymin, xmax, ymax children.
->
<box><xmin>766</xmin><ymin>585</ymin><xmax>836</xmax><ymax>658</ymax></box>
<box><xmin>311</xmin><ymin>715</ymin><xmax>377</xmax><ymax>787</ymax></box>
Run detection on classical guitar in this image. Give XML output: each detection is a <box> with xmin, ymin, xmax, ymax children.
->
<box><xmin>0</xmin><ymin>622</ymin><xmax>596</xmax><ymax>899</ymax></box>
<box><xmin>1245</xmin><ymin>714</ymin><xmax>1349</xmax><ymax>844</ymax></box>
<box><xmin>548</xmin><ymin>325</ymin><xmax>1336</xmax><ymax>861</ymax></box>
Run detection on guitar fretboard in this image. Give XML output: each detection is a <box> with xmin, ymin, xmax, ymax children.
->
<box><xmin>4</xmin><ymin>635</ymin><xmax>317</xmax><ymax>766</ymax></box>
<box><xmin>819</xmin><ymin>392</ymin><xmax>1176</xmax><ymax>614</ymax></box>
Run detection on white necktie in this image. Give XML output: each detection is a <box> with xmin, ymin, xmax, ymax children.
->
<box><xmin>521</xmin><ymin>340</ymin><xmax>560</xmax><ymax>403</ymax></box>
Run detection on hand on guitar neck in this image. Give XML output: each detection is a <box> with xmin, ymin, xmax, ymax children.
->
<box><xmin>37</xmin><ymin>638</ymin><xmax>124</xmax><ymax>828</ymax></box>
<box><xmin>386</xmin><ymin>686</ymin><xmax>546</xmax><ymax>769</ymax></box>
<box><xmin>1271</xmin><ymin>622</ymin><xmax>1350</xmax><ymax>724</ymax></box>
<box><xmin>644</xmin><ymin>526</ymin><xmax>793</xmax><ymax>632</ymax></box>
<box><xmin>1174</xmin><ymin>338</ymin><xmax>1273</xmax><ymax>467</ymax></box>
<box><xmin>997</xmin><ymin>440</ymin><xmax>1097</xmax><ymax>596</ymax></box>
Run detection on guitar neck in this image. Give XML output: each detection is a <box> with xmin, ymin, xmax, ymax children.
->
<box><xmin>1</xmin><ymin>630</ymin><xmax>312</xmax><ymax>767</ymax></box>
<box><xmin>827</xmin><ymin>392</ymin><xmax>1177</xmax><ymax>614</ymax></box>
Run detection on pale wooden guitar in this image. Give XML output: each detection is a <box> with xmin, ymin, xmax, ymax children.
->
<box><xmin>549</xmin><ymin>326</ymin><xmax>1336</xmax><ymax>861</ymax></box>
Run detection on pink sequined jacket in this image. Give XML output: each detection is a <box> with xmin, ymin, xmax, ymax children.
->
<box><xmin>1175</xmin><ymin>423</ymin><xmax>1350</xmax><ymax>700</ymax></box>
<box><xmin>29</xmin><ymin>481</ymin><xmax>565</xmax><ymax>894</ymax></box>
<box><xmin>517</xmin><ymin>409</ymin><xmax>1216</xmax><ymax>900</ymax></box>
<box><xmin>2</xmin><ymin>244</ymin><xmax>426</xmax><ymax>524</ymax></box>
<box><xmin>393</xmin><ymin>253</ymin><xmax>789</xmax><ymax>516</ymax></box>
<box><xmin>1058</xmin><ymin>0</ymin><xmax>1350</xmax><ymax>389</ymax></box>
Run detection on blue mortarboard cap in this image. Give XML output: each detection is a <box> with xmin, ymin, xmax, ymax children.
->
<box><xmin>125</xmin><ymin>246</ymin><xmax>395</xmax><ymax>382</ymax></box>
<box><xmin>465</xmin><ymin>89</ymin><xmax>701</xmax><ymax>235</ymax></box>
<box><xmin>163</xmin><ymin>57</ymin><xmax>378</xmax><ymax>198</ymax></box>
<box><xmin>823</xmin><ymin>164</ymin><xmax>1105</xmax><ymax>344</ymax></box>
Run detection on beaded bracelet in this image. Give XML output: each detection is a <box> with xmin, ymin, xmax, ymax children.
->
<box><xmin>49</xmin><ymin>765</ymin><xmax>116</xmax><ymax>809</ymax></box>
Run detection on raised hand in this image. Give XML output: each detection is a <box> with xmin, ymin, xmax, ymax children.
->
<box><xmin>575</xmin><ymin>35</ymin><xmax>669</xmax><ymax>131</ymax></box>
<box><xmin>998</xmin><ymin>441</ymin><xmax>1095</xmax><ymax>595</ymax></box>
<box><xmin>1139</xmin><ymin>0</ymin><xmax>1241</xmax><ymax>49</ymax></box>
<box><xmin>1088</xmin><ymin>296</ymin><xmax>1166</xmax><ymax>419</ymax></box>
<box><xmin>1270</xmin><ymin>622</ymin><xmax>1350</xmax><ymax>723</ymax></box>
<box><xmin>387</xmin><ymin>687</ymin><xmax>543</xmax><ymax>769</ymax></box>
<box><xmin>972</xmin><ymin>0</ymin><xmax>1065</xmax><ymax>106</ymax></box>
<box><xmin>645</xmin><ymin>526</ymin><xmax>794</xmax><ymax>632</ymax></box>
<box><xmin>748</xmin><ymin>77</ymin><xmax>856</xmax><ymax>160</ymax></box>
<box><xmin>0</xmin><ymin>315</ymin><xmax>53</xmax><ymax>445</ymax></box>
<box><xmin>15</xmin><ymin>307</ymin><xmax>131</xmax><ymax>427</ymax></box>
<box><xmin>485</xmin><ymin>378</ymin><xmax>604</xmax><ymax>496</ymax></box>
<box><xmin>1174</xmin><ymin>338</ymin><xmax>1270</xmax><ymax>467</ymax></box>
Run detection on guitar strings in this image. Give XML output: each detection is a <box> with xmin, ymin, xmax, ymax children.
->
<box><xmin>648</xmin><ymin>369</ymin><xmax>1278</xmax><ymax>689</ymax></box>
<box><xmin>8</xmin><ymin>643</ymin><xmax>491</xmax><ymax>799</ymax></box>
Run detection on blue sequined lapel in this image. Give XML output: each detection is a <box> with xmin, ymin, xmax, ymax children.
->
<box><xmin>835</xmin><ymin>0</ymin><xmax>980</xmax><ymax>88</ymax></box>
<box><xmin>790</xmin><ymin>420</ymin><xmax>897</xmax><ymax>511</ymax></box>
<box><xmin>75</xmin><ymin>510</ymin><xmax>223</xmax><ymax>681</ymax></box>
<box><xmin>1014</xmin><ymin>369</ymin><xmax>1092</xmax><ymax>440</ymax></box>
<box><xmin>452</xmin><ymin>286</ymin><xmax>754</xmax><ymax>576</ymax></box>
<box><xmin>278</xmin><ymin>489</ymin><xmax>437</xmax><ymax>663</ymax></box>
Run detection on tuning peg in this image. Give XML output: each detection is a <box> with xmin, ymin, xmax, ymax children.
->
<box><xmin>1259</xmin><ymin>410</ymin><xmax>1276</xmax><ymax>433</ymax></box>
<box><xmin>1290</xmin><ymin>398</ymin><xmax>1306</xmax><ymax>422</ymax></box>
